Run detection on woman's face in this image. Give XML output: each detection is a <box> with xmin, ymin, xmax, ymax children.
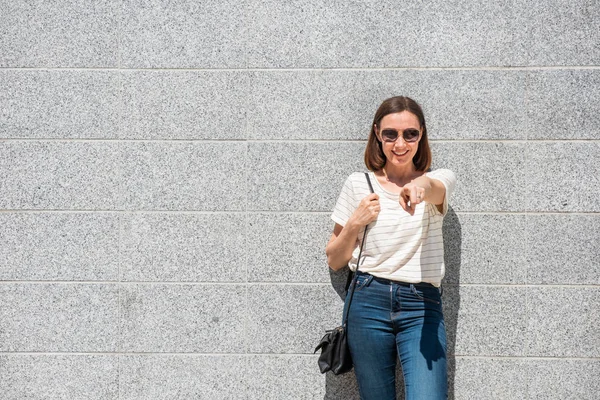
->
<box><xmin>375</xmin><ymin>111</ymin><xmax>422</xmax><ymax>169</ymax></box>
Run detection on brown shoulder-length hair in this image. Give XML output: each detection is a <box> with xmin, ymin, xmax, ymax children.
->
<box><xmin>364</xmin><ymin>96</ymin><xmax>432</xmax><ymax>172</ymax></box>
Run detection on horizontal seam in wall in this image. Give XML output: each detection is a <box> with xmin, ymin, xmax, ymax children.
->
<box><xmin>1</xmin><ymin>210</ymin><xmax>599</xmax><ymax>215</ymax></box>
<box><xmin>0</xmin><ymin>281</ymin><xmax>598</xmax><ymax>288</ymax></box>
<box><xmin>1</xmin><ymin>66</ymin><xmax>600</xmax><ymax>72</ymax></box>
<box><xmin>0</xmin><ymin>352</ymin><xmax>598</xmax><ymax>360</ymax></box>
<box><xmin>1</xmin><ymin>138</ymin><xmax>600</xmax><ymax>143</ymax></box>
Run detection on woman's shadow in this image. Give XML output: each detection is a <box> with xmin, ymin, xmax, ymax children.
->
<box><xmin>323</xmin><ymin>207</ymin><xmax>461</xmax><ymax>399</ymax></box>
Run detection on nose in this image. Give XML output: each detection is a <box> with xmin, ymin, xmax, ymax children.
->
<box><xmin>393</xmin><ymin>136</ymin><xmax>408</xmax><ymax>148</ymax></box>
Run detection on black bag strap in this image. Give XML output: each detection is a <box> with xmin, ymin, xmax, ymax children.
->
<box><xmin>342</xmin><ymin>172</ymin><xmax>374</xmax><ymax>327</ymax></box>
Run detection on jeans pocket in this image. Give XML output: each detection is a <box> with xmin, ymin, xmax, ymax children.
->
<box><xmin>410</xmin><ymin>285</ymin><xmax>441</xmax><ymax>304</ymax></box>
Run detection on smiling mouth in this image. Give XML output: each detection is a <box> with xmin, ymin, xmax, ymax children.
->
<box><xmin>392</xmin><ymin>150</ymin><xmax>409</xmax><ymax>157</ymax></box>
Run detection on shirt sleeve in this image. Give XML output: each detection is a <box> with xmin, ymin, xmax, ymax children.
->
<box><xmin>426</xmin><ymin>169</ymin><xmax>456</xmax><ymax>216</ymax></box>
<box><xmin>331</xmin><ymin>174</ymin><xmax>358</xmax><ymax>227</ymax></box>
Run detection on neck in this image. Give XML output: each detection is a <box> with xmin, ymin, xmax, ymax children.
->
<box><xmin>382</xmin><ymin>163</ymin><xmax>417</xmax><ymax>184</ymax></box>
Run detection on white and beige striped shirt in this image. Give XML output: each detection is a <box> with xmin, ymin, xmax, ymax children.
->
<box><xmin>331</xmin><ymin>169</ymin><xmax>456</xmax><ymax>287</ymax></box>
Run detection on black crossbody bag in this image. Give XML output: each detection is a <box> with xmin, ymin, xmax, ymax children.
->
<box><xmin>314</xmin><ymin>172</ymin><xmax>374</xmax><ymax>375</ymax></box>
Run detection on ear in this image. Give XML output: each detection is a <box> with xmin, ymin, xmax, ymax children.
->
<box><xmin>374</xmin><ymin>124</ymin><xmax>382</xmax><ymax>142</ymax></box>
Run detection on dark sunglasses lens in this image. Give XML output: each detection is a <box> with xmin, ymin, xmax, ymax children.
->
<box><xmin>403</xmin><ymin>129</ymin><xmax>420</xmax><ymax>142</ymax></box>
<box><xmin>381</xmin><ymin>129</ymin><xmax>398</xmax><ymax>142</ymax></box>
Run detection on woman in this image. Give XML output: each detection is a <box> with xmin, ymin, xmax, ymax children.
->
<box><xmin>325</xmin><ymin>96</ymin><xmax>455</xmax><ymax>400</ymax></box>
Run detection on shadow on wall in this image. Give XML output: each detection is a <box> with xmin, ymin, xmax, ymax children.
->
<box><xmin>442</xmin><ymin>207</ymin><xmax>461</xmax><ymax>400</ymax></box>
<box><xmin>323</xmin><ymin>207</ymin><xmax>462</xmax><ymax>400</ymax></box>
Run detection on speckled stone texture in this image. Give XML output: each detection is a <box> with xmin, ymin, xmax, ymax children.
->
<box><xmin>121</xmin><ymin>141</ymin><xmax>248</xmax><ymax>211</ymax></box>
<box><xmin>247</xmin><ymin>70</ymin><xmax>528</xmax><ymax>140</ymax></box>
<box><xmin>0</xmin><ymin>70</ymin><xmax>119</xmax><ymax>139</ymax></box>
<box><xmin>246</xmin><ymin>0</ymin><xmax>528</xmax><ymax>68</ymax></box>
<box><xmin>526</xmin><ymin>359</ymin><xmax>600</xmax><ymax>400</ymax></box>
<box><xmin>120</xmin><ymin>355</ymin><xmax>247</xmax><ymax>399</ymax></box>
<box><xmin>121</xmin><ymin>212</ymin><xmax>246</xmax><ymax>282</ymax></box>
<box><xmin>0</xmin><ymin>0</ymin><xmax>118</xmax><ymax>67</ymax></box>
<box><xmin>431</xmin><ymin>142</ymin><xmax>527</xmax><ymax>212</ymax></box>
<box><xmin>526</xmin><ymin>142</ymin><xmax>600</xmax><ymax>212</ymax></box>
<box><xmin>247</xmin><ymin>142</ymin><xmax>365</xmax><ymax>211</ymax></box>
<box><xmin>120</xmin><ymin>71</ymin><xmax>251</xmax><ymax>140</ymax></box>
<box><xmin>526</xmin><ymin>287</ymin><xmax>599</xmax><ymax>357</ymax></box>
<box><xmin>247</xmin><ymin>213</ymin><xmax>331</xmax><ymax>282</ymax></box>
<box><xmin>0</xmin><ymin>212</ymin><xmax>120</xmax><ymax>281</ymax></box>
<box><xmin>0</xmin><ymin>355</ymin><xmax>118</xmax><ymax>400</ymax></box>
<box><xmin>246</xmin><ymin>284</ymin><xmax>342</xmax><ymax>353</ymax></box>
<box><xmin>1</xmin><ymin>0</ymin><xmax>599</xmax><ymax>398</ymax></box>
<box><xmin>0</xmin><ymin>141</ymin><xmax>121</xmax><ymax>210</ymax></box>
<box><xmin>247</xmin><ymin>355</ymin><xmax>325</xmax><ymax>400</ymax></box>
<box><xmin>443</xmin><ymin>213</ymin><xmax>527</xmax><ymax>284</ymax></box>
<box><xmin>119</xmin><ymin>284</ymin><xmax>246</xmax><ymax>352</ymax></box>
<box><xmin>0</xmin><ymin>284</ymin><xmax>119</xmax><ymax>351</ymax></box>
<box><xmin>526</xmin><ymin>70</ymin><xmax>600</xmax><ymax>139</ymax></box>
<box><xmin>522</xmin><ymin>0</ymin><xmax>600</xmax><ymax>66</ymax></box>
<box><xmin>450</xmin><ymin>357</ymin><xmax>528</xmax><ymax>399</ymax></box>
<box><xmin>120</xmin><ymin>0</ymin><xmax>248</xmax><ymax>68</ymax></box>
<box><xmin>443</xmin><ymin>285</ymin><xmax>527</xmax><ymax>356</ymax></box>
<box><xmin>527</xmin><ymin>214</ymin><xmax>600</xmax><ymax>284</ymax></box>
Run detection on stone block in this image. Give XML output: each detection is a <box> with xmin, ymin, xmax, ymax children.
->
<box><xmin>0</xmin><ymin>212</ymin><xmax>120</xmax><ymax>281</ymax></box>
<box><xmin>443</xmin><ymin>285</ymin><xmax>527</xmax><ymax>356</ymax></box>
<box><xmin>120</xmin><ymin>355</ymin><xmax>247</xmax><ymax>399</ymax></box>
<box><xmin>121</xmin><ymin>141</ymin><xmax>247</xmax><ymax>211</ymax></box>
<box><xmin>120</xmin><ymin>0</ymin><xmax>248</xmax><ymax>68</ymax></box>
<box><xmin>522</xmin><ymin>0</ymin><xmax>600</xmax><ymax>66</ymax></box>
<box><xmin>527</xmin><ymin>70</ymin><xmax>600</xmax><ymax>139</ymax></box>
<box><xmin>247</xmin><ymin>142</ymin><xmax>365</xmax><ymax>211</ymax></box>
<box><xmin>120</xmin><ymin>71</ymin><xmax>250</xmax><ymax>140</ymax></box>
<box><xmin>247</xmin><ymin>355</ymin><xmax>325</xmax><ymax>400</ymax></box>
<box><xmin>247</xmin><ymin>284</ymin><xmax>342</xmax><ymax>353</ymax></box>
<box><xmin>0</xmin><ymin>71</ymin><xmax>119</xmax><ymax>139</ymax></box>
<box><xmin>247</xmin><ymin>213</ymin><xmax>331</xmax><ymax>282</ymax></box>
<box><xmin>526</xmin><ymin>142</ymin><xmax>600</xmax><ymax>212</ymax></box>
<box><xmin>526</xmin><ymin>286</ymin><xmax>599</xmax><ymax>357</ymax></box>
<box><xmin>443</xmin><ymin>213</ymin><xmax>527</xmax><ymax>285</ymax></box>
<box><xmin>247</xmin><ymin>0</ymin><xmax>527</xmax><ymax>68</ymax></box>
<box><xmin>121</xmin><ymin>212</ymin><xmax>246</xmax><ymax>282</ymax></box>
<box><xmin>0</xmin><ymin>0</ymin><xmax>118</xmax><ymax>67</ymax></box>
<box><xmin>0</xmin><ymin>355</ymin><xmax>118</xmax><ymax>400</ymax></box>
<box><xmin>450</xmin><ymin>357</ymin><xmax>527</xmax><ymax>400</ymax></box>
<box><xmin>0</xmin><ymin>141</ymin><xmax>121</xmax><ymax>210</ymax></box>
<box><xmin>526</xmin><ymin>359</ymin><xmax>600</xmax><ymax>400</ymax></box>
<box><xmin>119</xmin><ymin>284</ymin><xmax>246</xmax><ymax>352</ymax></box>
<box><xmin>527</xmin><ymin>214</ymin><xmax>599</xmax><ymax>284</ymax></box>
<box><xmin>0</xmin><ymin>283</ymin><xmax>118</xmax><ymax>351</ymax></box>
<box><xmin>431</xmin><ymin>142</ymin><xmax>527</xmax><ymax>212</ymax></box>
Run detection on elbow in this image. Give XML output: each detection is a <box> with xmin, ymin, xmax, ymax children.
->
<box><xmin>327</xmin><ymin>258</ymin><xmax>345</xmax><ymax>272</ymax></box>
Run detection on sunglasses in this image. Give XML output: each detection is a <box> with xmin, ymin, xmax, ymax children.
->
<box><xmin>380</xmin><ymin>128</ymin><xmax>421</xmax><ymax>143</ymax></box>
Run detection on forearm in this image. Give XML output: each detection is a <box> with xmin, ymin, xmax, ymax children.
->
<box><xmin>325</xmin><ymin>221</ymin><xmax>361</xmax><ymax>271</ymax></box>
<box><xmin>411</xmin><ymin>176</ymin><xmax>445</xmax><ymax>205</ymax></box>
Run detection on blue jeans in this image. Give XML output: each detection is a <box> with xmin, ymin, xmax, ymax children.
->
<box><xmin>344</xmin><ymin>271</ymin><xmax>447</xmax><ymax>400</ymax></box>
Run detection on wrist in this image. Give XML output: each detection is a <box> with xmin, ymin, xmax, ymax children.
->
<box><xmin>345</xmin><ymin>217</ymin><xmax>362</xmax><ymax>232</ymax></box>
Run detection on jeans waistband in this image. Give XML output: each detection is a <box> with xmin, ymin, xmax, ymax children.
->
<box><xmin>356</xmin><ymin>271</ymin><xmax>438</xmax><ymax>289</ymax></box>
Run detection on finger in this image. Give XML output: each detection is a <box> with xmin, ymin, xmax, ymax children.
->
<box><xmin>399</xmin><ymin>192</ymin><xmax>408</xmax><ymax>211</ymax></box>
<box><xmin>406</xmin><ymin>196</ymin><xmax>415</xmax><ymax>215</ymax></box>
<box><xmin>410</xmin><ymin>186</ymin><xmax>419</xmax><ymax>205</ymax></box>
<box><xmin>417</xmin><ymin>188</ymin><xmax>425</xmax><ymax>203</ymax></box>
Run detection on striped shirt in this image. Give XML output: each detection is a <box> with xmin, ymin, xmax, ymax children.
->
<box><xmin>331</xmin><ymin>169</ymin><xmax>456</xmax><ymax>287</ymax></box>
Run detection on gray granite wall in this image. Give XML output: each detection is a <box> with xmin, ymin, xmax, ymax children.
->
<box><xmin>1</xmin><ymin>1</ymin><xmax>599</xmax><ymax>399</ymax></box>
